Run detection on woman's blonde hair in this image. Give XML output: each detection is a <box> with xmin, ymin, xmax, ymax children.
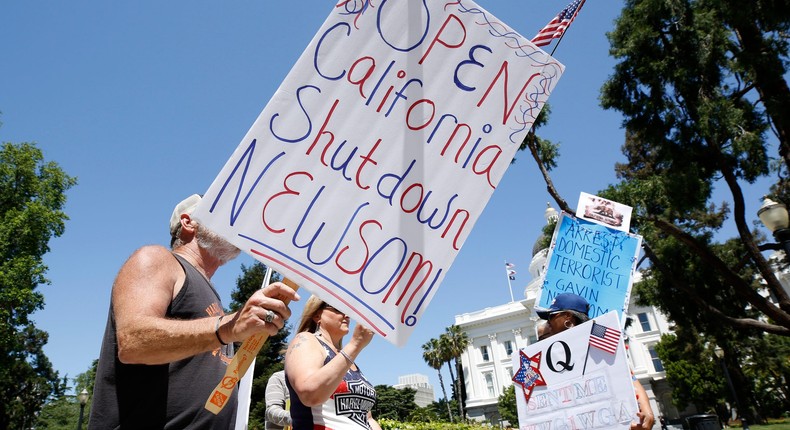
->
<box><xmin>296</xmin><ymin>295</ymin><xmax>326</xmax><ymax>334</ymax></box>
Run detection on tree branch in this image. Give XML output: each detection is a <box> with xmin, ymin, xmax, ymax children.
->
<box><xmin>642</xmin><ymin>242</ymin><xmax>790</xmax><ymax>336</ymax></box>
<box><xmin>648</xmin><ymin>216</ymin><xmax>790</xmax><ymax>328</ymax></box>
<box><xmin>525</xmin><ymin>131</ymin><xmax>572</xmax><ymax>214</ymax></box>
<box><xmin>715</xmin><ymin>149</ymin><xmax>790</xmax><ymax>311</ymax></box>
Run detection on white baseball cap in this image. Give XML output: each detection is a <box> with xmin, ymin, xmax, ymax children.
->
<box><xmin>169</xmin><ymin>194</ymin><xmax>201</xmax><ymax>237</ymax></box>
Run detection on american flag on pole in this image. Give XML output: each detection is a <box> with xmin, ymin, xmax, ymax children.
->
<box><xmin>531</xmin><ymin>0</ymin><xmax>586</xmax><ymax>47</ymax></box>
<box><xmin>589</xmin><ymin>322</ymin><xmax>620</xmax><ymax>354</ymax></box>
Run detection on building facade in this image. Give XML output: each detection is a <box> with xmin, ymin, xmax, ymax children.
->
<box><xmin>393</xmin><ymin>373</ymin><xmax>435</xmax><ymax>408</ymax></box>
<box><xmin>455</xmin><ymin>205</ymin><xmax>680</xmax><ymax>427</ymax></box>
<box><xmin>454</xmin><ymin>298</ymin><xmax>540</xmax><ymax>423</ymax></box>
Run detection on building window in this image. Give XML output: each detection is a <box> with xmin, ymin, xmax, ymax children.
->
<box><xmin>637</xmin><ymin>313</ymin><xmax>652</xmax><ymax>332</ymax></box>
<box><xmin>506</xmin><ymin>367</ymin><xmax>513</xmax><ymax>378</ymax></box>
<box><xmin>484</xmin><ymin>372</ymin><xmax>495</xmax><ymax>397</ymax></box>
<box><xmin>528</xmin><ymin>334</ymin><xmax>537</xmax><ymax>345</ymax></box>
<box><xmin>504</xmin><ymin>340</ymin><xmax>514</xmax><ymax>356</ymax></box>
<box><xmin>481</xmin><ymin>345</ymin><xmax>490</xmax><ymax>361</ymax></box>
<box><xmin>648</xmin><ymin>345</ymin><xmax>664</xmax><ymax>372</ymax></box>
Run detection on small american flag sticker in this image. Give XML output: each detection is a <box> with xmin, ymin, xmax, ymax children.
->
<box><xmin>589</xmin><ymin>322</ymin><xmax>620</xmax><ymax>354</ymax></box>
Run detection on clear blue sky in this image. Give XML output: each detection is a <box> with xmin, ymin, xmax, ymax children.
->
<box><xmin>0</xmin><ymin>0</ymin><xmax>773</xmax><ymax>401</ymax></box>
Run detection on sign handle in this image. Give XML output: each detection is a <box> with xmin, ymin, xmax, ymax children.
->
<box><xmin>205</xmin><ymin>277</ymin><xmax>300</xmax><ymax>415</ymax></box>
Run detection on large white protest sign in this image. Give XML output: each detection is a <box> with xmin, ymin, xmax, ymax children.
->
<box><xmin>513</xmin><ymin>311</ymin><xmax>638</xmax><ymax>429</ymax></box>
<box><xmin>536</xmin><ymin>212</ymin><xmax>642</xmax><ymax>327</ymax></box>
<box><xmin>193</xmin><ymin>1</ymin><xmax>564</xmax><ymax>346</ymax></box>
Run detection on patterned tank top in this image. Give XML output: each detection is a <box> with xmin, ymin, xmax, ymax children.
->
<box><xmin>287</xmin><ymin>335</ymin><xmax>377</xmax><ymax>430</ymax></box>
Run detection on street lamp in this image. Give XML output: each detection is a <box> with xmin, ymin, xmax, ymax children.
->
<box><xmin>757</xmin><ymin>196</ymin><xmax>790</xmax><ymax>254</ymax></box>
<box><xmin>714</xmin><ymin>347</ymin><xmax>749</xmax><ymax>430</ymax></box>
<box><xmin>76</xmin><ymin>388</ymin><xmax>89</xmax><ymax>430</ymax></box>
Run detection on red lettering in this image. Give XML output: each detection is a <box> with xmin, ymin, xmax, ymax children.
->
<box><xmin>400</xmin><ymin>183</ymin><xmax>424</xmax><ymax>213</ymax></box>
<box><xmin>355</xmin><ymin>138</ymin><xmax>382</xmax><ymax>190</ymax></box>
<box><xmin>440</xmin><ymin>123</ymin><xmax>472</xmax><ymax>162</ymax></box>
<box><xmin>381</xmin><ymin>252</ymin><xmax>434</xmax><ymax>307</ymax></box>
<box><xmin>419</xmin><ymin>14</ymin><xmax>466</xmax><ymax>65</ymax></box>
<box><xmin>441</xmin><ymin>208</ymin><xmax>471</xmax><ymax>250</ymax></box>
<box><xmin>306</xmin><ymin>99</ymin><xmax>341</xmax><ymax>157</ymax></box>
<box><xmin>473</xmin><ymin>145</ymin><xmax>504</xmax><ymax>189</ymax></box>
<box><xmin>406</xmin><ymin>99</ymin><xmax>436</xmax><ymax>130</ymax></box>
<box><xmin>477</xmin><ymin>62</ymin><xmax>539</xmax><ymax>125</ymax></box>
<box><xmin>335</xmin><ymin>219</ymin><xmax>381</xmax><ymax>275</ymax></box>
<box><xmin>347</xmin><ymin>56</ymin><xmax>376</xmax><ymax>99</ymax></box>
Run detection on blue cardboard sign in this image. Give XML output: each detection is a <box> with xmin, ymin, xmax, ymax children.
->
<box><xmin>537</xmin><ymin>212</ymin><xmax>642</xmax><ymax>326</ymax></box>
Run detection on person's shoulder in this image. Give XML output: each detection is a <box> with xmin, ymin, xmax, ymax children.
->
<box><xmin>112</xmin><ymin>245</ymin><xmax>183</xmax><ymax>298</ymax></box>
<box><xmin>133</xmin><ymin>244</ymin><xmax>173</xmax><ymax>257</ymax></box>
<box><xmin>289</xmin><ymin>332</ymin><xmax>321</xmax><ymax>350</ymax></box>
<box><xmin>292</xmin><ymin>331</ymin><xmax>316</xmax><ymax>341</ymax></box>
<box><xmin>271</xmin><ymin>370</ymin><xmax>287</xmax><ymax>383</ymax></box>
<box><xmin>119</xmin><ymin>245</ymin><xmax>178</xmax><ymax>274</ymax></box>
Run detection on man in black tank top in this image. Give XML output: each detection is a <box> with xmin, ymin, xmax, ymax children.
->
<box><xmin>90</xmin><ymin>195</ymin><xmax>300</xmax><ymax>429</ymax></box>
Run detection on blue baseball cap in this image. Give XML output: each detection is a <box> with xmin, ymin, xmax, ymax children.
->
<box><xmin>535</xmin><ymin>293</ymin><xmax>590</xmax><ymax>320</ymax></box>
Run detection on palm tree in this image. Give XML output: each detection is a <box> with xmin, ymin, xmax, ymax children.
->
<box><xmin>444</xmin><ymin>325</ymin><xmax>470</xmax><ymax>420</ymax></box>
<box><xmin>439</xmin><ymin>332</ymin><xmax>464</xmax><ymax>421</ymax></box>
<box><xmin>422</xmin><ymin>338</ymin><xmax>454</xmax><ymax>422</ymax></box>
<box><xmin>438</xmin><ymin>334</ymin><xmax>456</xmax><ymax>400</ymax></box>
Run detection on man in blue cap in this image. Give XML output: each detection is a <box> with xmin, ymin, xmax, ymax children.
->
<box><xmin>535</xmin><ymin>292</ymin><xmax>591</xmax><ymax>340</ymax></box>
<box><xmin>534</xmin><ymin>293</ymin><xmax>655</xmax><ymax>429</ymax></box>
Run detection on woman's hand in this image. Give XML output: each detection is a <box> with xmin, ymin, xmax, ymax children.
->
<box><xmin>630</xmin><ymin>410</ymin><xmax>655</xmax><ymax>429</ymax></box>
<box><xmin>631</xmin><ymin>380</ymin><xmax>654</xmax><ymax>429</ymax></box>
<box><xmin>348</xmin><ymin>324</ymin><xmax>375</xmax><ymax>350</ymax></box>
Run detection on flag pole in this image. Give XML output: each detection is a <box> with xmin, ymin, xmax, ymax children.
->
<box><xmin>505</xmin><ymin>260</ymin><xmax>515</xmax><ymax>303</ymax></box>
<box><xmin>550</xmin><ymin>0</ymin><xmax>587</xmax><ymax>57</ymax></box>
<box><xmin>581</xmin><ymin>322</ymin><xmax>593</xmax><ymax>375</ymax></box>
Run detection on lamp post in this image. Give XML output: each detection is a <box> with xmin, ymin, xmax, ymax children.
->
<box><xmin>714</xmin><ymin>347</ymin><xmax>749</xmax><ymax>430</ymax></box>
<box><xmin>76</xmin><ymin>388</ymin><xmax>89</xmax><ymax>430</ymax></box>
<box><xmin>757</xmin><ymin>196</ymin><xmax>790</xmax><ymax>255</ymax></box>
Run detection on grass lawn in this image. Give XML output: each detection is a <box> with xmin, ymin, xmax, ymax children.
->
<box><xmin>728</xmin><ymin>420</ymin><xmax>790</xmax><ymax>430</ymax></box>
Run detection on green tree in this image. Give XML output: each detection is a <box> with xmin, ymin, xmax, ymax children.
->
<box><xmin>629</xmin><ymin>236</ymin><xmax>768</xmax><ymax>420</ymax></box>
<box><xmin>598</xmin><ymin>0</ymin><xmax>790</xmax><ymax>336</ymax></box>
<box><xmin>371</xmin><ymin>385</ymin><xmax>417</xmax><ymax>421</ymax></box>
<box><xmin>524</xmin><ymin>0</ymin><xmax>790</xmax><ymax>421</ymax></box>
<box><xmin>34</xmin><ymin>396</ymin><xmax>79</xmax><ymax>430</ymax></box>
<box><xmin>407</xmin><ymin>405</ymin><xmax>440</xmax><ymax>423</ymax></box>
<box><xmin>437</xmin><ymin>335</ymin><xmax>456</xmax><ymax>411</ymax></box>
<box><xmin>583</xmin><ymin>0</ymin><xmax>790</xmax><ymax>421</ymax></box>
<box><xmin>742</xmin><ymin>334</ymin><xmax>790</xmax><ymax>416</ymax></box>
<box><xmin>228</xmin><ymin>262</ymin><xmax>292</xmax><ymax>430</ymax></box>
<box><xmin>654</xmin><ymin>333</ymin><xmax>725</xmax><ymax>413</ymax></box>
<box><xmin>36</xmin><ymin>360</ymin><xmax>97</xmax><ymax>430</ymax></box>
<box><xmin>428</xmin><ymin>397</ymin><xmax>459</xmax><ymax>423</ymax></box>
<box><xmin>73</xmin><ymin>359</ymin><xmax>98</xmax><ymax>397</ymax></box>
<box><xmin>0</xmin><ymin>141</ymin><xmax>76</xmax><ymax>428</ymax></box>
<box><xmin>422</xmin><ymin>338</ymin><xmax>453</xmax><ymax>422</ymax></box>
<box><xmin>497</xmin><ymin>385</ymin><xmax>518</xmax><ymax>427</ymax></box>
<box><xmin>442</xmin><ymin>325</ymin><xmax>469</xmax><ymax>420</ymax></box>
